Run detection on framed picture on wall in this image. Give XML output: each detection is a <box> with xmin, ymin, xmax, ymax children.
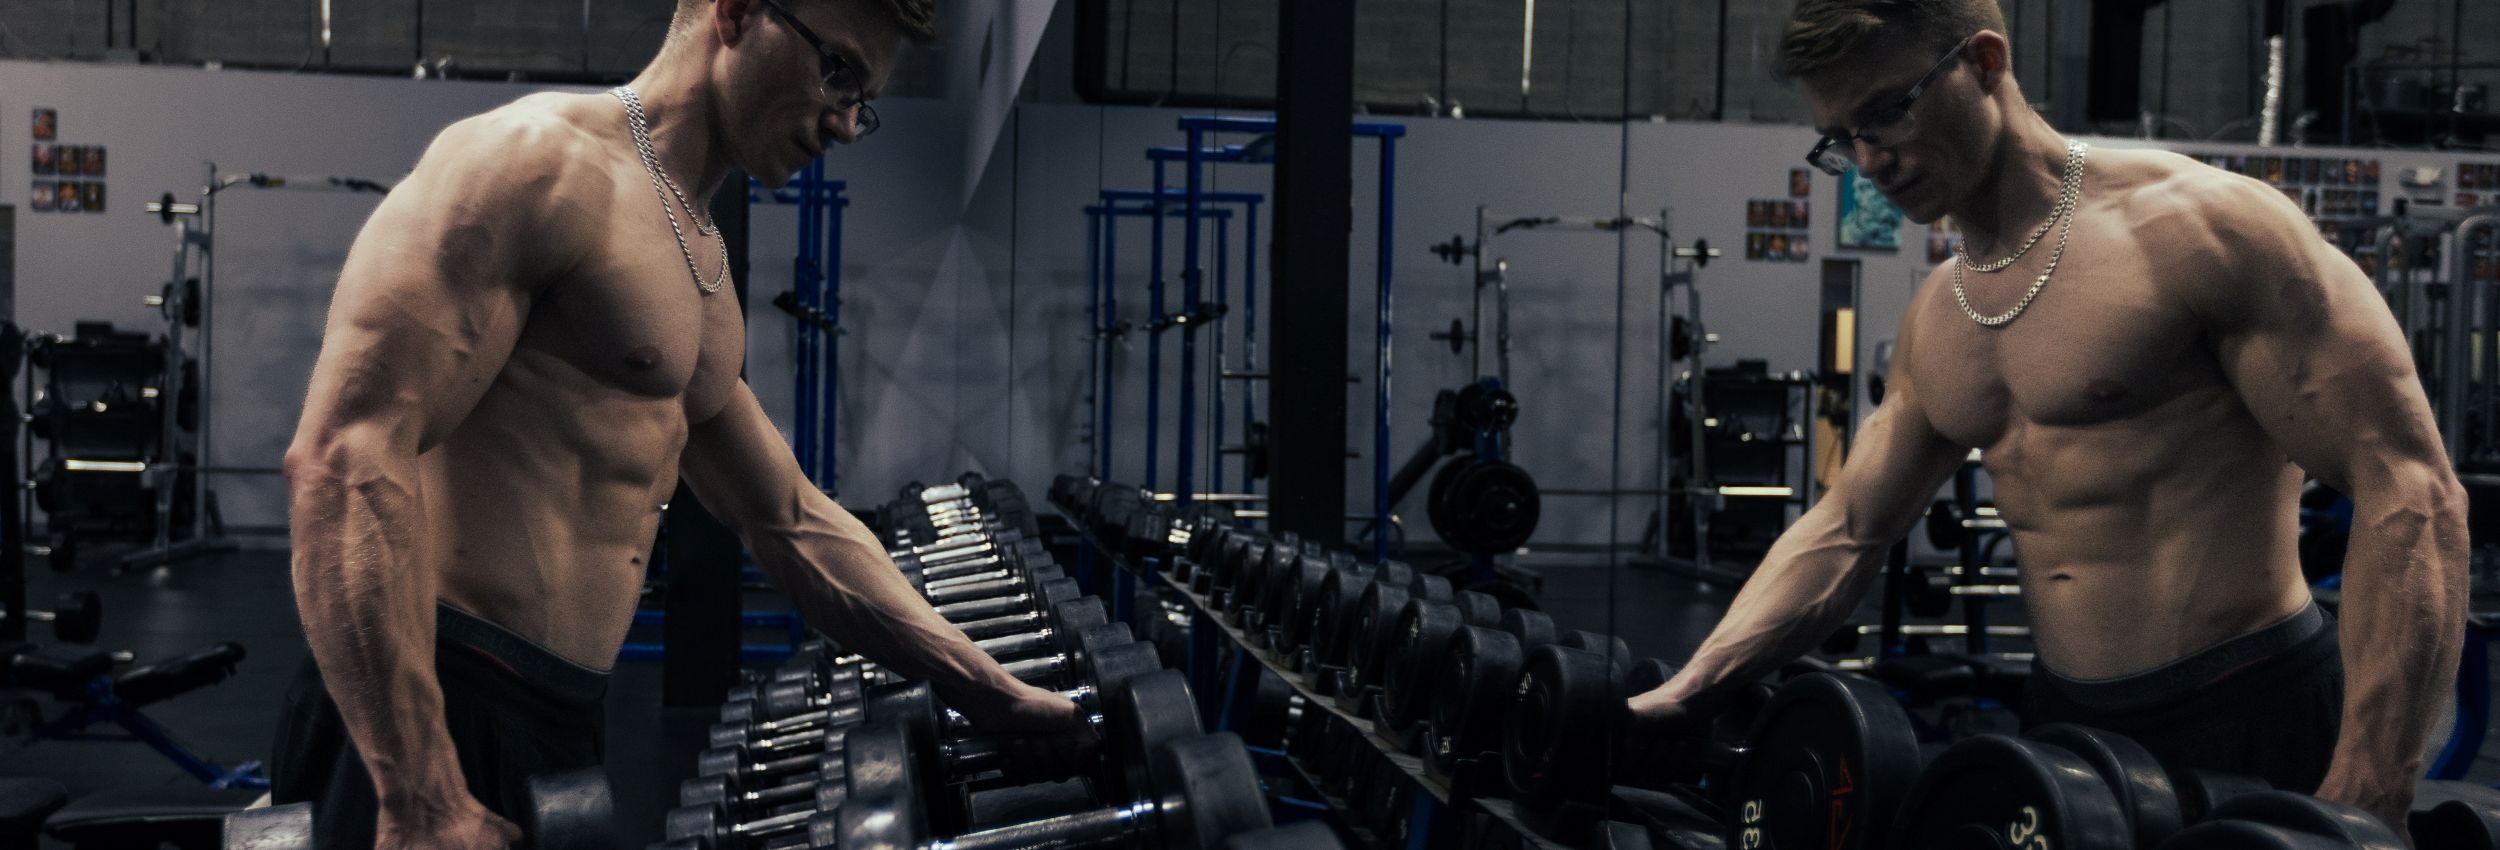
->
<box><xmin>1790</xmin><ymin>168</ymin><xmax>1812</xmax><ymax>198</ymax></box>
<box><xmin>54</xmin><ymin>181</ymin><xmax>80</xmax><ymax>213</ymax></box>
<box><xmin>80</xmin><ymin>146</ymin><xmax>104</xmax><ymax>177</ymax></box>
<box><xmin>30</xmin><ymin>181</ymin><xmax>53</xmax><ymax>212</ymax></box>
<box><xmin>1837</xmin><ymin>167</ymin><xmax>1903</xmax><ymax>253</ymax></box>
<box><xmin>55</xmin><ymin>146</ymin><xmax>81</xmax><ymax>177</ymax></box>
<box><xmin>80</xmin><ymin>182</ymin><xmax>103</xmax><ymax>213</ymax></box>
<box><xmin>31</xmin><ymin>143</ymin><xmax>54</xmax><ymax>175</ymax></box>
<box><xmin>31</xmin><ymin>108</ymin><xmax>56</xmax><ymax>141</ymax></box>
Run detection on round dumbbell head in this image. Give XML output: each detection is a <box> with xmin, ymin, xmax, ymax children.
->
<box><xmin>523</xmin><ymin>767</ymin><xmax>620</xmax><ymax>850</ymax></box>
<box><xmin>2026</xmin><ymin>724</ymin><xmax>2185</xmax><ymax>848</ymax></box>
<box><xmin>1428</xmin><ymin>625</ymin><xmax>1522</xmax><ymax>769</ymax></box>
<box><xmin>1346</xmin><ymin>581</ymin><xmax>1413</xmax><ymax>689</ymax></box>
<box><xmin>1452</xmin><ymin>590</ymin><xmax>1501</xmax><ymax>628</ymax></box>
<box><xmin>1381</xmin><ymin>599</ymin><xmax>1464</xmax><ymax>731</ymax></box>
<box><xmin>1719</xmin><ymin>672</ymin><xmax>1924</xmax><ymax>850</ymax></box>
<box><xmin>2410</xmin><ymin>794</ymin><xmax>2500</xmax><ymax>850</ymax></box>
<box><xmin>1306</xmin><ymin>565</ymin><xmax>1374</xmax><ymax>668</ymax></box>
<box><xmin>1110</xmin><ymin>669</ymin><xmax>1207</xmax><ymax>802</ymax></box>
<box><xmin>1559</xmin><ymin>630</ymin><xmax>1631</xmax><ymax>671</ymax></box>
<box><xmin>1503</xmin><ymin>645</ymin><xmax>1620</xmax><ymax>817</ymax></box>
<box><xmin>760</xmin><ymin>676</ymin><xmax>863</xmax><ymax>721</ymax></box>
<box><xmin>2172</xmin><ymin>768</ymin><xmax>2275</xmax><ymax>824</ymax></box>
<box><xmin>1500</xmin><ymin>607</ymin><xmax>1557</xmax><ymax>651</ymax></box>
<box><xmin>2153</xmin><ymin>790</ymin><xmax>2407</xmax><ymax>849</ymax></box>
<box><xmin>662</xmin><ymin>802</ymin><xmax>733</xmax><ymax>844</ymax></box>
<box><xmin>1239</xmin><ymin>667</ymin><xmax>1296</xmax><ymax>750</ymax></box>
<box><xmin>1148</xmin><ymin>733</ymin><xmax>1275</xmax><ymax>850</ymax></box>
<box><xmin>1890</xmin><ymin>735</ymin><xmax>2134</xmax><ymax>850</ymax></box>
<box><xmin>839</xmin><ymin>720</ymin><xmax>921</xmax><ymax>811</ymax></box>
<box><xmin>1410</xmin><ymin>572</ymin><xmax>1454</xmax><ymax>603</ymax></box>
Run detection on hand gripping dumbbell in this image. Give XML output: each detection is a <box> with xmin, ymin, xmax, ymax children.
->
<box><xmin>682</xmin><ymin>641</ymin><xmax>1166</xmax><ymax>825</ymax></box>
<box><xmin>863</xmin><ymin>667</ymin><xmax>1207</xmax><ymax>833</ymax></box>
<box><xmin>729</xmin><ymin>581</ymin><xmax>1095</xmax><ymax>703</ymax></box>
<box><xmin>725</xmin><ymin>597</ymin><xmax>1114</xmax><ymax>727</ymax></box>
<box><xmin>224</xmin><ymin>767</ymin><xmax>619</xmax><ymax>850</ymax></box>
<box><xmin>1</xmin><ymin>590</ymin><xmax>102</xmax><ymax>644</ymax></box>
<box><xmin>671</xmin><ymin>667</ymin><xmax>1204</xmax><ymax>847</ymax></box>
<box><xmin>696</xmin><ymin>622</ymin><xmax>1139</xmax><ymax>787</ymax></box>
<box><xmin>707</xmin><ymin>630</ymin><xmax>1156</xmax><ymax>773</ymax></box>
<box><xmin>825</xmin><ymin>699</ymin><xmax>1269</xmax><ymax>850</ymax></box>
<box><xmin>1504</xmin><ymin>646</ymin><xmax>1913</xmax><ymax>849</ymax></box>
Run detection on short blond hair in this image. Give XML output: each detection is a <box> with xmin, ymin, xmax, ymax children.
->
<box><xmin>1778</xmin><ymin>0</ymin><xmax>2004</xmax><ymax>79</ymax></box>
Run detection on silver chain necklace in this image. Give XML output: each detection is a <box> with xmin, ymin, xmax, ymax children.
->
<box><xmin>1953</xmin><ymin>140</ymin><xmax>2089</xmax><ymax>327</ymax></box>
<box><xmin>611</xmin><ymin>86</ymin><xmax>729</xmax><ymax>295</ymax></box>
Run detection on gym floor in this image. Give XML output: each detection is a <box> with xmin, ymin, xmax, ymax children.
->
<box><xmin>2</xmin><ymin>543</ymin><xmax>2495</xmax><ymax>849</ymax></box>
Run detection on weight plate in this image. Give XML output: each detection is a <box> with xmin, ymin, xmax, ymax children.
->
<box><xmin>1502</xmin><ymin>645</ymin><xmax>1617</xmax><ymax>818</ymax></box>
<box><xmin>1427</xmin><ymin>458</ymin><xmax>1469</xmax><ymax>548</ymax></box>
<box><xmin>1374</xmin><ymin>560</ymin><xmax>1417</xmax><ymax>591</ymax></box>
<box><xmin>1454</xmin><ymin>590</ymin><xmax>1502</xmax><ymax>627</ymax></box>
<box><xmin>2027</xmin><ymin>724</ymin><xmax>2185</xmax><ymax>849</ymax></box>
<box><xmin>1240</xmin><ymin>667</ymin><xmax>1295</xmax><ymax>750</ymax></box>
<box><xmin>2173</xmin><ymin>768</ymin><xmax>2275</xmax><ymax>824</ymax></box>
<box><xmin>1153</xmin><ymin>732</ymin><xmax>1275</xmax><ymax>850</ymax></box>
<box><xmin>1382</xmin><ymin>599</ymin><xmax>1465</xmax><ymax>732</ymax></box>
<box><xmin>1307</xmin><ymin>566</ymin><xmax>1370</xmax><ymax>669</ymax></box>
<box><xmin>1114</xmin><ymin>669</ymin><xmax>1206</xmax><ymax>802</ymax></box>
<box><xmin>1219</xmin><ymin>821</ymin><xmax>1347</xmax><ymax>850</ymax></box>
<box><xmin>1443</xmin><ymin>458</ymin><xmax>1543</xmax><ymax>555</ymax></box>
<box><xmin>1560</xmin><ymin>630</ymin><xmax>1631</xmax><ymax>674</ymax></box>
<box><xmin>1056</xmin><ymin>597</ymin><xmax>1110</xmax><ymax>632</ymax></box>
<box><xmin>1890</xmin><ymin>735</ymin><xmax>2134</xmax><ymax>850</ymax></box>
<box><xmin>1411</xmin><ymin>572</ymin><xmax>1455</xmax><ymax>603</ymax></box>
<box><xmin>1277</xmin><ymin>557</ymin><xmax>1333</xmax><ymax>652</ymax></box>
<box><xmin>1085</xmin><ymin>641</ymin><xmax>1163</xmax><ymax>701</ymax></box>
<box><xmin>1721</xmin><ymin>672</ymin><xmax>1923</xmax><ymax>850</ymax></box>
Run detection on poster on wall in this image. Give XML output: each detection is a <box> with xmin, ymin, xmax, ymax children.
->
<box><xmin>54</xmin><ymin>181</ymin><xmax>80</xmax><ymax>213</ymax></box>
<box><xmin>81</xmin><ymin>146</ymin><xmax>104</xmax><ymax>177</ymax></box>
<box><xmin>30</xmin><ymin>181</ymin><xmax>53</xmax><ymax>212</ymax></box>
<box><xmin>56</xmin><ymin>146</ymin><xmax>81</xmax><ymax>177</ymax></box>
<box><xmin>31</xmin><ymin>108</ymin><xmax>56</xmax><ymax>141</ymax></box>
<box><xmin>1789</xmin><ymin>168</ymin><xmax>1812</xmax><ymax>198</ymax></box>
<box><xmin>1838</xmin><ymin>167</ymin><xmax>1903</xmax><ymax>253</ymax></box>
<box><xmin>80</xmin><ymin>182</ymin><xmax>104</xmax><ymax>213</ymax></box>
<box><xmin>31</xmin><ymin>143</ymin><xmax>54</xmax><ymax>175</ymax></box>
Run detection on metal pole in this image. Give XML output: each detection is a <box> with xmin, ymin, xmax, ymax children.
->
<box><xmin>1375</xmin><ymin>137</ymin><xmax>1397</xmax><ymax>563</ymax></box>
<box><xmin>1244</xmin><ymin>199</ymin><xmax>1262</xmax><ymax>511</ymax></box>
<box><xmin>1200</xmin><ymin>210</ymin><xmax>1220</xmax><ymax>495</ymax></box>
<box><xmin>1102</xmin><ymin>211</ymin><xmax>1121</xmax><ymax>480</ymax></box>
<box><xmin>192</xmin><ymin>163</ymin><xmax>215</xmax><ymax>544</ymax></box>
<box><xmin>794</xmin><ymin>170</ymin><xmax>818</xmax><ymax>482</ymax></box>
<box><xmin>1146</xmin><ymin>161</ymin><xmax>1167</xmax><ymax>492</ymax></box>
<box><xmin>1472</xmin><ymin>206</ymin><xmax>1487</xmax><ymax>379</ymax></box>
<box><xmin>2448</xmin><ymin>215</ymin><xmax>2496</xmax><ymax>461</ymax></box>
<box><xmin>825</xmin><ymin>181</ymin><xmax>848</xmax><ymax>496</ymax></box>
<box><xmin>1086</xmin><ymin>207</ymin><xmax>1103</xmax><ymax>481</ymax></box>
<box><xmin>1179</xmin><ymin>129</ymin><xmax>1204</xmax><ymax>511</ymax></box>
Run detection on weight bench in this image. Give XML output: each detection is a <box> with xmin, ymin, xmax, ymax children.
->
<box><xmin>41</xmin><ymin>785</ymin><xmax>263</xmax><ymax>850</ymax></box>
<box><xmin>28</xmin><ymin>642</ymin><xmax>267</xmax><ymax>789</ymax></box>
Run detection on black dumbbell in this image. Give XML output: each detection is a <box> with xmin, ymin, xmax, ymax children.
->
<box><xmin>2</xmin><ymin>591</ymin><xmax>101</xmax><ymax>644</ymax></box>
<box><xmin>696</xmin><ymin>624</ymin><xmax>1139</xmax><ymax>783</ymax></box>
<box><xmin>1416</xmin><ymin>619</ymin><xmax>1603</xmax><ymax>775</ymax></box>
<box><xmin>723</xmin><ymin>583</ymin><xmax>1097</xmax><ymax>713</ymax></box>
<box><xmin>1333</xmin><ymin>579</ymin><xmax>1411</xmax><ymax>707</ymax></box>
<box><xmin>1505</xmin><ymin>647</ymin><xmax>1915</xmax><ymax>848</ymax></box>
<box><xmin>1255</xmin><ymin>549</ymin><xmax>1334</xmax><ymax>654</ymax></box>
<box><xmin>876</xmin><ymin>668</ymin><xmax>1205</xmax><ymax>831</ymax></box>
<box><xmin>709</xmin><ymin>634</ymin><xmax>1159</xmax><ymax>769</ymax></box>
<box><xmin>826</xmin><ymin>723</ymin><xmax>1270</xmax><ymax>850</ymax></box>
<box><xmin>684</xmin><ymin>641</ymin><xmax>1166</xmax><ymax>826</ymax></box>
<box><xmin>224</xmin><ymin>768</ymin><xmax>618</xmax><ymax>850</ymax></box>
<box><xmin>1302</xmin><ymin>561</ymin><xmax>1410</xmax><ymax>687</ymax></box>
<box><xmin>1378</xmin><ymin>598</ymin><xmax>1465</xmax><ymax>735</ymax></box>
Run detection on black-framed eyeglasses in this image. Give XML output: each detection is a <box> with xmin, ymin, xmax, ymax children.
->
<box><xmin>1805</xmin><ymin>34</ymin><xmax>1975</xmax><ymax>177</ymax></box>
<box><xmin>758</xmin><ymin>0</ymin><xmax>880</xmax><ymax>139</ymax></box>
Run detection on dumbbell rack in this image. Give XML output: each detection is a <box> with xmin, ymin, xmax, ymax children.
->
<box><xmin>1070</xmin><ymin>525</ymin><xmax>1565</xmax><ymax>849</ymax></box>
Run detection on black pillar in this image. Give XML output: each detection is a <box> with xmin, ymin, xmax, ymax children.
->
<box><xmin>1269</xmin><ymin>0</ymin><xmax>1354</xmax><ymax>549</ymax></box>
<box><xmin>659</xmin><ymin>175</ymin><xmax>754</xmax><ymax>707</ymax></box>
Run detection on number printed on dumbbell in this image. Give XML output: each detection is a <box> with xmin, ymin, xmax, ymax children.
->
<box><xmin>2006</xmin><ymin>805</ymin><xmax>2046</xmax><ymax>850</ymax></box>
<box><xmin>1739</xmin><ymin>799</ymin><xmax>1762</xmax><ymax>850</ymax></box>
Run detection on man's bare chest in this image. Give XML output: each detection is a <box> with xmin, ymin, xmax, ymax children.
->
<box><xmin>514</xmin><ymin>231</ymin><xmax>746</xmax><ymax>418</ymax></box>
<box><xmin>1910</xmin><ymin>267</ymin><xmax>2221</xmax><ymax>447</ymax></box>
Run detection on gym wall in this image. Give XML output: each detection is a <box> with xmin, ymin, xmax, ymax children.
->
<box><xmin>5</xmin><ymin>59</ymin><xmax>2496</xmax><ymax>554</ymax></box>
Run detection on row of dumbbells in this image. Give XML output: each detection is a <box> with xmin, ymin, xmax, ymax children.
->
<box><xmin>660</xmin><ymin>476</ymin><xmax>1328</xmax><ymax>850</ymax></box>
<box><xmin>1054</xmin><ymin>475</ymin><xmax>2500</xmax><ymax>850</ymax></box>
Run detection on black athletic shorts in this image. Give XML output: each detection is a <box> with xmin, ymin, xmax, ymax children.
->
<box><xmin>270</xmin><ymin>603</ymin><xmax>610</xmax><ymax>850</ymax></box>
<box><xmin>2023</xmin><ymin>602</ymin><xmax>2344</xmax><ymax>793</ymax></box>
